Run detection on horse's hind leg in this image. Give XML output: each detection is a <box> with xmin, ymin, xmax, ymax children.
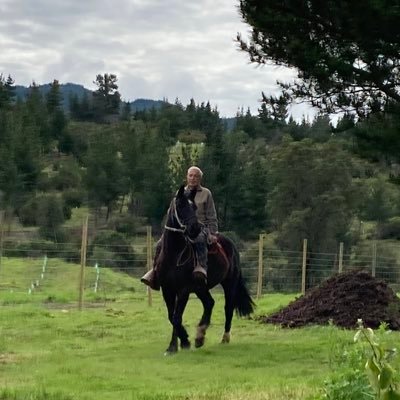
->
<box><xmin>194</xmin><ymin>289</ymin><xmax>215</xmax><ymax>348</ymax></box>
<box><xmin>221</xmin><ymin>280</ymin><xmax>236</xmax><ymax>344</ymax></box>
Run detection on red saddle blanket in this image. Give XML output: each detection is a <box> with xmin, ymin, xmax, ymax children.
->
<box><xmin>208</xmin><ymin>241</ymin><xmax>229</xmax><ymax>268</ymax></box>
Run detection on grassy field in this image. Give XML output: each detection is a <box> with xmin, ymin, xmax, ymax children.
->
<box><xmin>0</xmin><ymin>257</ymin><xmax>398</xmax><ymax>400</ymax></box>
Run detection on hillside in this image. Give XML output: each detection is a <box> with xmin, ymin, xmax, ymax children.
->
<box><xmin>14</xmin><ymin>82</ymin><xmax>165</xmax><ymax>113</ymax></box>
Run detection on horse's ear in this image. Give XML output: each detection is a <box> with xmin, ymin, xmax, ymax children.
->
<box><xmin>177</xmin><ymin>185</ymin><xmax>185</xmax><ymax>198</ymax></box>
<box><xmin>188</xmin><ymin>188</ymin><xmax>197</xmax><ymax>202</ymax></box>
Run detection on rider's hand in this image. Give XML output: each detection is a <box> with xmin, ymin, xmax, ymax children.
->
<box><xmin>210</xmin><ymin>234</ymin><xmax>218</xmax><ymax>244</ymax></box>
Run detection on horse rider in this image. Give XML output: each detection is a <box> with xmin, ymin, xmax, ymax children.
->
<box><xmin>141</xmin><ymin>166</ymin><xmax>218</xmax><ymax>290</ymax></box>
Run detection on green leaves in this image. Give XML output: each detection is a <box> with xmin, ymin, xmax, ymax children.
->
<box><xmin>382</xmin><ymin>388</ymin><xmax>400</xmax><ymax>400</ymax></box>
<box><xmin>380</xmin><ymin>364</ymin><xmax>395</xmax><ymax>390</ymax></box>
<box><xmin>238</xmin><ymin>0</ymin><xmax>400</xmax><ymax>117</ymax></box>
<box><xmin>366</xmin><ymin>357</ymin><xmax>381</xmax><ymax>388</ymax></box>
<box><xmin>355</xmin><ymin>320</ymin><xmax>400</xmax><ymax>399</ymax></box>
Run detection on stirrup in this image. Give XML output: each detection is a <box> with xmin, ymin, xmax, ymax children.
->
<box><xmin>192</xmin><ymin>265</ymin><xmax>207</xmax><ymax>284</ymax></box>
<box><xmin>140</xmin><ymin>270</ymin><xmax>160</xmax><ymax>291</ymax></box>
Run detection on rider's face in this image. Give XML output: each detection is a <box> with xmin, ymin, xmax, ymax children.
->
<box><xmin>187</xmin><ymin>169</ymin><xmax>201</xmax><ymax>189</ymax></box>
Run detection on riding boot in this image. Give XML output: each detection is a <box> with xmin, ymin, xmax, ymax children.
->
<box><xmin>193</xmin><ymin>239</ymin><xmax>208</xmax><ymax>285</ymax></box>
<box><xmin>140</xmin><ymin>268</ymin><xmax>160</xmax><ymax>291</ymax></box>
<box><xmin>193</xmin><ymin>264</ymin><xmax>207</xmax><ymax>284</ymax></box>
<box><xmin>140</xmin><ymin>238</ymin><xmax>162</xmax><ymax>291</ymax></box>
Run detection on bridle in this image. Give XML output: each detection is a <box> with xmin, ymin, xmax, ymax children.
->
<box><xmin>164</xmin><ymin>197</ymin><xmax>198</xmax><ymax>265</ymax></box>
<box><xmin>164</xmin><ymin>198</ymin><xmax>197</xmax><ymax>236</ymax></box>
<box><xmin>164</xmin><ymin>199</ymin><xmax>185</xmax><ymax>233</ymax></box>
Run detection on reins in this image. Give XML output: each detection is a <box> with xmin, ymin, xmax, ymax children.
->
<box><xmin>164</xmin><ymin>198</ymin><xmax>197</xmax><ymax>266</ymax></box>
<box><xmin>164</xmin><ymin>198</ymin><xmax>198</xmax><ymax>240</ymax></box>
<box><xmin>164</xmin><ymin>199</ymin><xmax>186</xmax><ymax>233</ymax></box>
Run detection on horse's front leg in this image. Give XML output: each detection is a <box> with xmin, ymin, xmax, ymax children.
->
<box><xmin>173</xmin><ymin>290</ymin><xmax>191</xmax><ymax>350</ymax></box>
<box><xmin>163</xmin><ymin>289</ymin><xmax>190</xmax><ymax>355</ymax></box>
<box><xmin>163</xmin><ymin>289</ymin><xmax>179</xmax><ymax>355</ymax></box>
<box><xmin>194</xmin><ymin>289</ymin><xmax>215</xmax><ymax>348</ymax></box>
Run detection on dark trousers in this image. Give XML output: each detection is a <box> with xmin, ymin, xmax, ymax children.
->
<box><xmin>192</xmin><ymin>229</ymin><xmax>208</xmax><ymax>270</ymax></box>
<box><xmin>153</xmin><ymin>229</ymin><xmax>209</xmax><ymax>271</ymax></box>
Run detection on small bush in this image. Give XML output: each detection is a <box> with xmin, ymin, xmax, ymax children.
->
<box><xmin>3</xmin><ymin>239</ymin><xmax>56</xmax><ymax>258</ymax></box>
<box><xmin>312</xmin><ymin>325</ymin><xmax>373</xmax><ymax>400</ymax></box>
<box><xmin>88</xmin><ymin>230</ymin><xmax>135</xmax><ymax>273</ymax></box>
<box><xmin>106</xmin><ymin>214</ymin><xmax>138</xmax><ymax>236</ymax></box>
<box><xmin>2</xmin><ymin>239</ymin><xmax>80</xmax><ymax>262</ymax></box>
<box><xmin>376</xmin><ymin>217</ymin><xmax>400</xmax><ymax>240</ymax></box>
<box><xmin>18</xmin><ymin>197</ymin><xmax>39</xmax><ymax>226</ymax></box>
<box><xmin>62</xmin><ymin>189</ymin><xmax>85</xmax><ymax>209</ymax></box>
<box><xmin>36</xmin><ymin>194</ymin><xmax>65</xmax><ymax>234</ymax></box>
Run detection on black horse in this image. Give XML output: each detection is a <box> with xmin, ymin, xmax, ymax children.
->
<box><xmin>155</xmin><ymin>185</ymin><xmax>255</xmax><ymax>354</ymax></box>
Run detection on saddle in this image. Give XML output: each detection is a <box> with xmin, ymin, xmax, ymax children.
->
<box><xmin>208</xmin><ymin>240</ymin><xmax>230</xmax><ymax>271</ymax></box>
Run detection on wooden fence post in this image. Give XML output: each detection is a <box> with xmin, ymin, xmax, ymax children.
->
<box><xmin>372</xmin><ymin>241</ymin><xmax>377</xmax><ymax>277</ymax></box>
<box><xmin>146</xmin><ymin>225</ymin><xmax>153</xmax><ymax>306</ymax></box>
<box><xmin>0</xmin><ymin>210</ymin><xmax>4</xmax><ymax>270</ymax></box>
<box><xmin>257</xmin><ymin>233</ymin><xmax>265</xmax><ymax>299</ymax></box>
<box><xmin>301</xmin><ymin>238</ymin><xmax>308</xmax><ymax>295</ymax></box>
<box><xmin>338</xmin><ymin>242</ymin><xmax>344</xmax><ymax>273</ymax></box>
<box><xmin>78</xmin><ymin>216</ymin><xmax>89</xmax><ymax>311</ymax></box>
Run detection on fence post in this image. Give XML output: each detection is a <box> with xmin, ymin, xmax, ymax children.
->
<box><xmin>0</xmin><ymin>210</ymin><xmax>4</xmax><ymax>270</ymax></box>
<box><xmin>146</xmin><ymin>225</ymin><xmax>153</xmax><ymax>306</ymax></box>
<box><xmin>78</xmin><ymin>216</ymin><xmax>89</xmax><ymax>310</ymax></box>
<box><xmin>257</xmin><ymin>233</ymin><xmax>265</xmax><ymax>299</ymax></box>
<box><xmin>338</xmin><ymin>242</ymin><xmax>344</xmax><ymax>273</ymax></box>
<box><xmin>372</xmin><ymin>241</ymin><xmax>377</xmax><ymax>277</ymax></box>
<box><xmin>301</xmin><ymin>238</ymin><xmax>308</xmax><ymax>295</ymax></box>
<box><xmin>94</xmin><ymin>263</ymin><xmax>100</xmax><ymax>293</ymax></box>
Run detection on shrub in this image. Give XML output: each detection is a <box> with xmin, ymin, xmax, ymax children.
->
<box><xmin>2</xmin><ymin>239</ymin><xmax>80</xmax><ymax>262</ymax></box>
<box><xmin>312</xmin><ymin>324</ymin><xmax>373</xmax><ymax>400</ymax></box>
<box><xmin>377</xmin><ymin>217</ymin><xmax>400</xmax><ymax>240</ymax></box>
<box><xmin>62</xmin><ymin>189</ymin><xmax>85</xmax><ymax>209</ymax></box>
<box><xmin>106</xmin><ymin>214</ymin><xmax>138</xmax><ymax>236</ymax></box>
<box><xmin>88</xmin><ymin>230</ymin><xmax>135</xmax><ymax>274</ymax></box>
<box><xmin>18</xmin><ymin>197</ymin><xmax>39</xmax><ymax>226</ymax></box>
<box><xmin>314</xmin><ymin>322</ymin><xmax>400</xmax><ymax>400</ymax></box>
<box><xmin>36</xmin><ymin>194</ymin><xmax>65</xmax><ymax>240</ymax></box>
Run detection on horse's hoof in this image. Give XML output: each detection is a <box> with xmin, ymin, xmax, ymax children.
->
<box><xmin>181</xmin><ymin>341</ymin><xmax>191</xmax><ymax>350</ymax></box>
<box><xmin>195</xmin><ymin>337</ymin><xmax>205</xmax><ymax>348</ymax></box>
<box><xmin>221</xmin><ymin>332</ymin><xmax>230</xmax><ymax>344</ymax></box>
<box><xmin>164</xmin><ymin>346</ymin><xmax>178</xmax><ymax>356</ymax></box>
<box><xmin>195</xmin><ymin>324</ymin><xmax>207</xmax><ymax>348</ymax></box>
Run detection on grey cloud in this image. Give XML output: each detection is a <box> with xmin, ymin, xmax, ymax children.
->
<box><xmin>0</xmin><ymin>0</ymin><xmax>301</xmax><ymax>117</ymax></box>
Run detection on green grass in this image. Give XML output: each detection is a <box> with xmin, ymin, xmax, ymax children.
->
<box><xmin>0</xmin><ymin>257</ymin><xmax>398</xmax><ymax>399</ymax></box>
<box><xmin>0</xmin><ymin>296</ymin><xmax>338</xmax><ymax>400</ymax></box>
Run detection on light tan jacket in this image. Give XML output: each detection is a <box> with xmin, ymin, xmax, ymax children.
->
<box><xmin>185</xmin><ymin>185</ymin><xmax>218</xmax><ymax>234</ymax></box>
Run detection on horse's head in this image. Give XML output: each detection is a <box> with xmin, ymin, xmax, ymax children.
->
<box><xmin>170</xmin><ymin>185</ymin><xmax>201</xmax><ymax>239</ymax></box>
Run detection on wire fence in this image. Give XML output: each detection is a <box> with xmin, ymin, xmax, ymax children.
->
<box><xmin>1</xmin><ymin>226</ymin><xmax>400</xmax><ymax>308</ymax></box>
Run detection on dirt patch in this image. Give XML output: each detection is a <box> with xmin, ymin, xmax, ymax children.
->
<box><xmin>0</xmin><ymin>352</ymin><xmax>19</xmax><ymax>364</ymax></box>
<box><xmin>260</xmin><ymin>269</ymin><xmax>400</xmax><ymax>329</ymax></box>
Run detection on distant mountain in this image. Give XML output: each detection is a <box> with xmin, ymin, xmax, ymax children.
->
<box><xmin>14</xmin><ymin>83</ymin><xmax>237</xmax><ymax>125</ymax></box>
<box><xmin>14</xmin><ymin>83</ymin><xmax>165</xmax><ymax>113</ymax></box>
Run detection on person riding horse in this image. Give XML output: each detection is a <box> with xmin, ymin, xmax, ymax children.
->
<box><xmin>142</xmin><ymin>183</ymin><xmax>254</xmax><ymax>353</ymax></box>
<box><xmin>141</xmin><ymin>166</ymin><xmax>218</xmax><ymax>290</ymax></box>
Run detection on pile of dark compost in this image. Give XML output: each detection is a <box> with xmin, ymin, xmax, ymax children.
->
<box><xmin>260</xmin><ymin>269</ymin><xmax>400</xmax><ymax>329</ymax></box>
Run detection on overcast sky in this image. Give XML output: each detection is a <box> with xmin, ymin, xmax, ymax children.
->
<box><xmin>0</xmin><ymin>0</ymin><xmax>311</xmax><ymax>119</ymax></box>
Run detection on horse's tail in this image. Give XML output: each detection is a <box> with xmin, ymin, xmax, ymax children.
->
<box><xmin>230</xmin><ymin>244</ymin><xmax>255</xmax><ymax>317</ymax></box>
<box><xmin>234</xmin><ymin>270</ymin><xmax>256</xmax><ymax>317</ymax></box>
